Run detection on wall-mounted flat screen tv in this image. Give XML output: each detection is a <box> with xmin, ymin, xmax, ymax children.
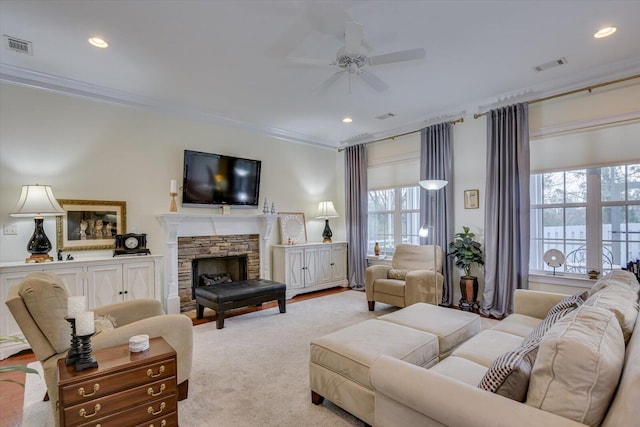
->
<box><xmin>182</xmin><ymin>150</ymin><xmax>261</xmax><ymax>208</ymax></box>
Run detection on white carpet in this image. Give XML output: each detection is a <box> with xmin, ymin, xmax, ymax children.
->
<box><xmin>23</xmin><ymin>290</ymin><xmax>398</xmax><ymax>426</ymax></box>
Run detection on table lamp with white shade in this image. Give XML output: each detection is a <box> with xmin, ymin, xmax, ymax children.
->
<box><xmin>315</xmin><ymin>201</ymin><xmax>339</xmax><ymax>243</ymax></box>
<box><xmin>419</xmin><ymin>179</ymin><xmax>448</xmax><ymax>306</ymax></box>
<box><xmin>10</xmin><ymin>184</ymin><xmax>65</xmax><ymax>263</ymax></box>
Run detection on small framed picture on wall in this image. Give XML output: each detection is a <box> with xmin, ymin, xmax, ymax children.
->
<box><xmin>464</xmin><ymin>189</ymin><xmax>479</xmax><ymax>209</ymax></box>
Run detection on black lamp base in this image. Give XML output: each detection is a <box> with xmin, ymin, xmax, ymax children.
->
<box><xmin>322</xmin><ymin>219</ymin><xmax>333</xmax><ymax>243</ymax></box>
<box><xmin>25</xmin><ymin>217</ymin><xmax>53</xmax><ymax>263</ymax></box>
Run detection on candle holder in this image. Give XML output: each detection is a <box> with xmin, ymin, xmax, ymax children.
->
<box><xmin>169</xmin><ymin>192</ymin><xmax>178</xmax><ymax>212</ymax></box>
<box><xmin>64</xmin><ymin>317</ymin><xmax>80</xmax><ymax>366</ymax></box>
<box><xmin>75</xmin><ymin>333</ymin><xmax>99</xmax><ymax>372</ymax></box>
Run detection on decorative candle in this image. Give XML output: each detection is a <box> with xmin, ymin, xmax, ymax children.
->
<box><xmin>170</xmin><ymin>179</ymin><xmax>177</xmax><ymax>194</ymax></box>
<box><xmin>67</xmin><ymin>296</ymin><xmax>86</xmax><ymax>318</ymax></box>
<box><xmin>76</xmin><ymin>311</ymin><xmax>95</xmax><ymax>336</ymax></box>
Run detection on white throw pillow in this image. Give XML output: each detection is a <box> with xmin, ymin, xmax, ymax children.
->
<box><xmin>584</xmin><ymin>283</ymin><xmax>639</xmax><ymax>343</ymax></box>
<box><xmin>526</xmin><ymin>305</ymin><xmax>625</xmax><ymax>427</ymax></box>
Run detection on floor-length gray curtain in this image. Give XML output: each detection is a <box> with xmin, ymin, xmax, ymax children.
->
<box><xmin>482</xmin><ymin>102</ymin><xmax>530</xmax><ymax>318</ymax></box>
<box><xmin>344</xmin><ymin>144</ymin><xmax>368</xmax><ymax>290</ymax></box>
<box><xmin>420</xmin><ymin>123</ymin><xmax>454</xmax><ymax>305</ymax></box>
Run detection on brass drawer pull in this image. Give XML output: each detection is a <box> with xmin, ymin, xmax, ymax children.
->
<box><xmin>147</xmin><ymin>365</ymin><xmax>165</xmax><ymax>378</ymax></box>
<box><xmin>147</xmin><ymin>383</ymin><xmax>166</xmax><ymax>397</ymax></box>
<box><xmin>77</xmin><ymin>383</ymin><xmax>100</xmax><ymax>398</ymax></box>
<box><xmin>148</xmin><ymin>420</ymin><xmax>167</xmax><ymax>427</ymax></box>
<box><xmin>79</xmin><ymin>403</ymin><xmax>101</xmax><ymax>418</ymax></box>
<box><xmin>147</xmin><ymin>401</ymin><xmax>166</xmax><ymax>416</ymax></box>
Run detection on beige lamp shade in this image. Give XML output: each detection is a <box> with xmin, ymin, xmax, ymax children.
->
<box><xmin>11</xmin><ymin>184</ymin><xmax>64</xmax><ymax>217</ymax></box>
<box><xmin>315</xmin><ymin>201</ymin><xmax>339</xmax><ymax>219</ymax></box>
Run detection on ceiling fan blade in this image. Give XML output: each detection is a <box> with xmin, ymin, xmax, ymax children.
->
<box><xmin>314</xmin><ymin>70</ymin><xmax>346</xmax><ymax>93</ymax></box>
<box><xmin>285</xmin><ymin>56</ymin><xmax>336</xmax><ymax>67</ymax></box>
<box><xmin>368</xmin><ymin>48</ymin><xmax>426</xmax><ymax>66</ymax></box>
<box><xmin>344</xmin><ymin>22</ymin><xmax>363</xmax><ymax>55</ymax></box>
<box><xmin>358</xmin><ymin>69</ymin><xmax>388</xmax><ymax>92</ymax></box>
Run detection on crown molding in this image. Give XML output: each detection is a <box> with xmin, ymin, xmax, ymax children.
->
<box><xmin>0</xmin><ymin>63</ymin><xmax>338</xmax><ymax>150</ymax></box>
<box><xmin>2</xmin><ymin>58</ymin><xmax>639</xmax><ymax>152</ymax></box>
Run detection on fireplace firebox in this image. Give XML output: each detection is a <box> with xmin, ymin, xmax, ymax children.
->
<box><xmin>191</xmin><ymin>255</ymin><xmax>248</xmax><ymax>299</ymax></box>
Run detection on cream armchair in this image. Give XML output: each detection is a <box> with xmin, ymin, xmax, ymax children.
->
<box><xmin>366</xmin><ymin>244</ymin><xmax>444</xmax><ymax>310</ymax></box>
<box><xmin>5</xmin><ymin>272</ymin><xmax>193</xmax><ymax>425</ymax></box>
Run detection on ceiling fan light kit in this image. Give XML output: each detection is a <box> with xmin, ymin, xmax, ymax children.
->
<box><xmin>291</xmin><ymin>21</ymin><xmax>426</xmax><ymax>93</ymax></box>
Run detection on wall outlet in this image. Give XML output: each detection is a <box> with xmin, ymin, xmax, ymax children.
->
<box><xmin>3</xmin><ymin>223</ymin><xmax>18</xmax><ymax>235</ymax></box>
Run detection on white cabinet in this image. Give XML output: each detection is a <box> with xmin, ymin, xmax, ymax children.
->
<box><xmin>0</xmin><ymin>255</ymin><xmax>161</xmax><ymax>359</ymax></box>
<box><xmin>87</xmin><ymin>261</ymin><xmax>156</xmax><ymax>307</ymax></box>
<box><xmin>272</xmin><ymin>242</ymin><xmax>348</xmax><ymax>299</ymax></box>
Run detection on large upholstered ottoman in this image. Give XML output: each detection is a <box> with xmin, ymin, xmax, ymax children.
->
<box><xmin>309</xmin><ymin>319</ymin><xmax>439</xmax><ymax>426</ymax></box>
<box><xmin>378</xmin><ymin>302</ymin><xmax>482</xmax><ymax>359</ymax></box>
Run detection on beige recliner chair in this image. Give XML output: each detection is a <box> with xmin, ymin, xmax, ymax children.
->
<box><xmin>5</xmin><ymin>272</ymin><xmax>193</xmax><ymax>424</ymax></box>
<box><xmin>366</xmin><ymin>244</ymin><xmax>444</xmax><ymax>310</ymax></box>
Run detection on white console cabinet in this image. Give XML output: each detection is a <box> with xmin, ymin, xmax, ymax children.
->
<box><xmin>0</xmin><ymin>255</ymin><xmax>161</xmax><ymax>359</ymax></box>
<box><xmin>272</xmin><ymin>242</ymin><xmax>348</xmax><ymax>299</ymax></box>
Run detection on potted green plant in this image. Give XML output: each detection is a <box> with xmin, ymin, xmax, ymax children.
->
<box><xmin>448</xmin><ymin>226</ymin><xmax>484</xmax><ymax>312</ymax></box>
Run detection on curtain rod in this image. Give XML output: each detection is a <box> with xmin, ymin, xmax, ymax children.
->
<box><xmin>337</xmin><ymin>117</ymin><xmax>464</xmax><ymax>152</ymax></box>
<box><xmin>473</xmin><ymin>74</ymin><xmax>640</xmax><ymax>119</ymax></box>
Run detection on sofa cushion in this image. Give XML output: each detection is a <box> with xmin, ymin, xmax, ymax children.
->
<box><xmin>430</xmin><ymin>356</ymin><xmax>488</xmax><ymax>386</ymax></box>
<box><xmin>94</xmin><ymin>314</ymin><xmax>117</xmax><ymax>335</ymax></box>
<box><xmin>526</xmin><ymin>305</ymin><xmax>625</xmax><ymax>427</ymax></box>
<box><xmin>490</xmin><ymin>314</ymin><xmax>540</xmax><ymax>338</ymax></box>
<box><xmin>584</xmin><ymin>282</ymin><xmax>639</xmax><ymax>343</ymax></box>
<box><xmin>387</xmin><ymin>269</ymin><xmax>410</xmax><ymax>280</ymax></box>
<box><xmin>18</xmin><ymin>272</ymin><xmax>71</xmax><ymax>354</ymax></box>
<box><xmin>478</xmin><ymin>343</ymin><xmax>538</xmax><ymax>402</ymax></box>
<box><xmin>589</xmin><ymin>270</ymin><xmax>640</xmax><ymax>296</ymax></box>
<box><xmin>451</xmin><ymin>330</ymin><xmax>524</xmax><ymax>368</ymax></box>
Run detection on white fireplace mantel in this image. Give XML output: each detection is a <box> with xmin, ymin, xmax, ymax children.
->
<box><xmin>156</xmin><ymin>213</ymin><xmax>278</xmax><ymax>314</ymax></box>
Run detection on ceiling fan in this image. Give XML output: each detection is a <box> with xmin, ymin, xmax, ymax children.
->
<box><xmin>287</xmin><ymin>22</ymin><xmax>426</xmax><ymax>93</ymax></box>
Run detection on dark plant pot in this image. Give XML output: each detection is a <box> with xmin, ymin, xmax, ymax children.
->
<box><xmin>459</xmin><ymin>276</ymin><xmax>479</xmax><ymax>313</ymax></box>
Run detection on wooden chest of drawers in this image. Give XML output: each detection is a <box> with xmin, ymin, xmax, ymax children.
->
<box><xmin>58</xmin><ymin>337</ymin><xmax>178</xmax><ymax>427</ymax></box>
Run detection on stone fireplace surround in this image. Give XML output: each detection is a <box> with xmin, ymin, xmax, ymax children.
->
<box><xmin>156</xmin><ymin>213</ymin><xmax>278</xmax><ymax>314</ymax></box>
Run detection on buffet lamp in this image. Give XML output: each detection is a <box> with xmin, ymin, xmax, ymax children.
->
<box><xmin>315</xmin><ymin>201</ymin><xmax>339</xmax><ymax>243</ymax></box>
<box><xmin>419</xmin><ymin>179</ymin><xmax>448</xmax><ymax>306</ymax></box>
<box><xmin>10</xmin><ymin>184</ymin><xmax>65</xmax><ymax>263</ymax></box>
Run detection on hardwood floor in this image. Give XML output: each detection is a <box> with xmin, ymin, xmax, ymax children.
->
<box><xmin>0</xmin><ymin>349</ymin><xmax>38</xmax><ymax>427</ymax></box>
<box><xmin>0</xmin><ymin>286</ymin><xmax>353</xmax><ymax>427</ymax></box>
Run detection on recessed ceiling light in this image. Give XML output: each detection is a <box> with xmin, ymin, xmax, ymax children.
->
<box><xmin>594</xmin><ymin>27</ymin><xmax>617</xmax><ymax>38</ymax></box>
<box><xmin>342</xmin><ymin>117</ymin><xmax>353</xmax><ymax>123</ymax></box>
<box><xmin>88</xmin><ymin>37</ymin><xmax>109</xmax><ymax>48</ymax></box>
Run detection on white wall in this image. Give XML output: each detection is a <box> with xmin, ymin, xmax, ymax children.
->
<box><xmin>0</xmin><ymin>83</ymin><xmax>343</xmax><ymax>263</ymax></box>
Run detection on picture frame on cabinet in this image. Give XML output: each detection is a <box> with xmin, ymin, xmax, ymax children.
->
<box><xmin>56</xmin><ymin>199</ymin><xmax>127</xmax><ymax>251</ymax></box>
<box><xmin>278</xmin><ymin>212</ymin><xmax>307</xmax><ymax>245</ymax></box>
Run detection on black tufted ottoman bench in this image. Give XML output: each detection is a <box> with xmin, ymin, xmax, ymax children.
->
<box><xmin>194</xmin><ymin>278</ymin><xmax>286</xmax><ymax>329</ymax></box>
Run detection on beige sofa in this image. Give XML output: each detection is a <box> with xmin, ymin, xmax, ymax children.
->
<box><xmin>370</xmin><ymin>271</ymin><xmax>640</xmax><ymax>427</ymax></box>
<box><xmin>5</xmin><ymin>272</ymin><xmax>193</xmax><ymax>425</ymax></box>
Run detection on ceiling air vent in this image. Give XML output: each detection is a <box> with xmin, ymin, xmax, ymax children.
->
<box><xmin>4</xmin><ymin>35</ymin><xmax>33</xmax><ymax>55</ymax></box>
<box><xmin>534</xmin><ymin>57</ymin><xmax>567</xmax><ymax>72</ymax></box>
<box><xmin>376</xmin><ymin>113</ymin><xmax>397</xmax><ymax>120</ymax></box>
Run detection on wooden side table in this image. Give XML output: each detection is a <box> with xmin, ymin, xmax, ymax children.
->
<box><xmin>57</xmin><ymin>337</ymin><xmax>178</xmax><ymax>427</ymax></box>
